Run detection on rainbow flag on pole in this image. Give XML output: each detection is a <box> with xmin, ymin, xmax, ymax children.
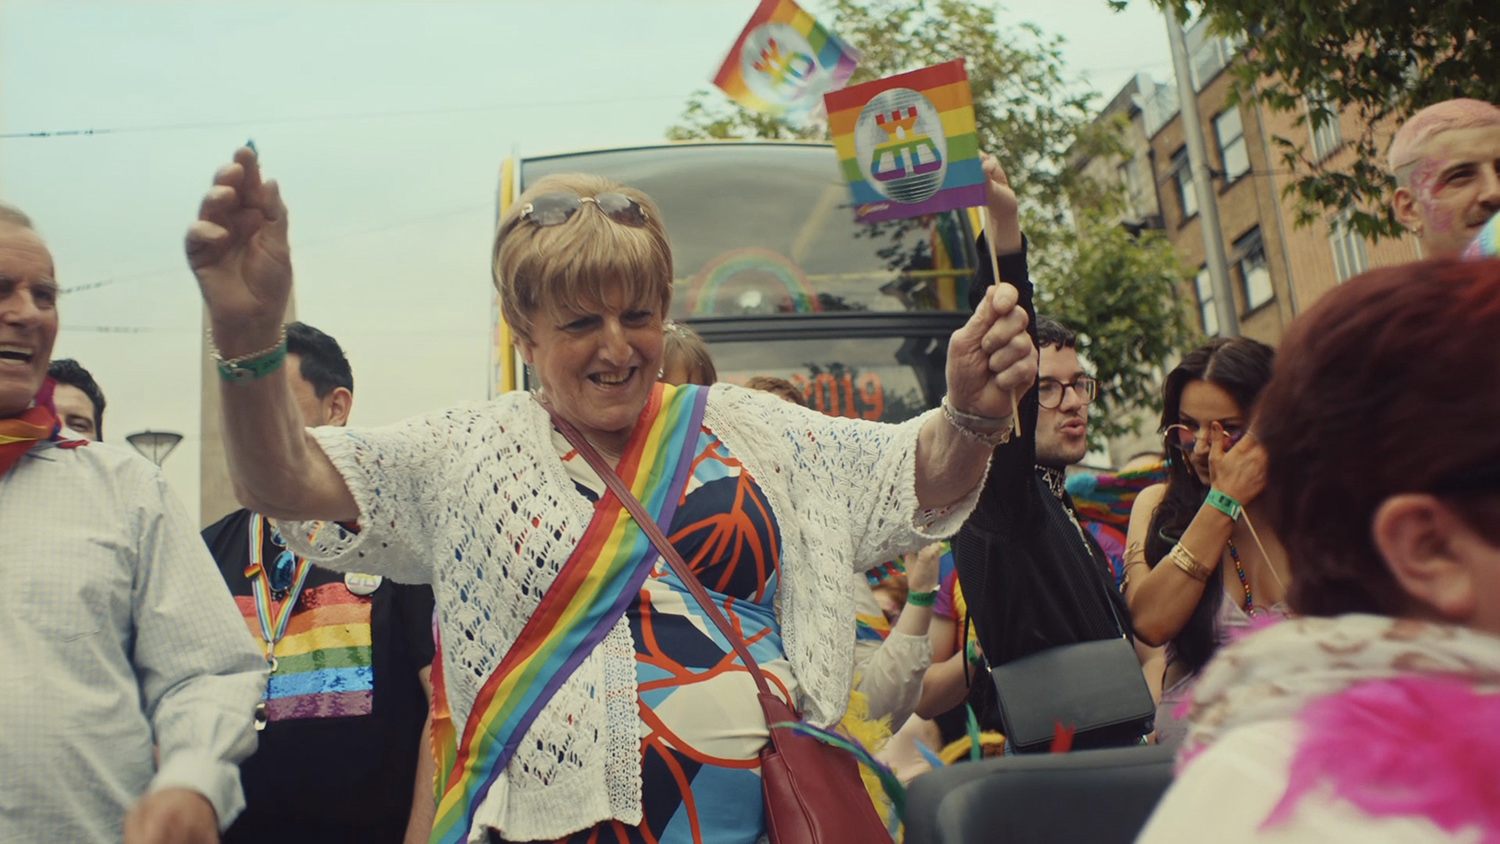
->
<box><xmin>824</xmin><ymin>59</ymin><xmax>986</xmax><ymax>224</ymax></box>
<box><xmin>712</xmin><ymin>0</ymin><xmax>859</xmax><ymax>117</ymax></box>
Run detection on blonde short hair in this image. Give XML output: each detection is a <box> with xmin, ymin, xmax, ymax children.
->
<box><xmin>493</xmin><ymin>173</ymin><xmax>672</xmax><ymax>340</ymax></box>
<box><xmin>662</xmin><ymin>321</ymin><xmax>717</xmax><ymax>385</ymax></box>
<box><xmin>0</xmin><ymin>203</ymin><xmax>35</xmax><ymax>230</ymax></box>
<box><xmin>1388</xmin><ymin>98</ymin><xmax>1500</xmax><ymax>181</ymax></box>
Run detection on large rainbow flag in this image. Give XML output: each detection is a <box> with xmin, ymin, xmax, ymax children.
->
<box><xmin>824</xmin><ymin>59</ymin><xmax>986</xmax><ymax>224</ymax></box>
<box><xmin>712</xmin><ymin>0</ymin><xmax>859</xmax><ymax>117</ymax></box>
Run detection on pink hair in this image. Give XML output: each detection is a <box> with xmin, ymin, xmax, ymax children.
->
<box><xmin>1388</xmin><ymin>98</ymin><xmax>1500</xmax><ymax>175</ymax></box>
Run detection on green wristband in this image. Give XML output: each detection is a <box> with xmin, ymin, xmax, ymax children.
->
<box><xmin>217</xmin><ymin>340</ymin><xmax>288</xmax><ymax>383</ymax></box>
<box><xmin>906</xmin><ymin>589</ymin><xmax>938</xmax><ymax>608</ymax></box>
<box><xmin>1206</xmin><ymin>488</ymin><xmax>1243</xmax><ymax>521</ymax></box>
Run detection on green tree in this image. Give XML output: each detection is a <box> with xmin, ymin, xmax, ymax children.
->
<box><xmin>1120</xmin><ymin>0</ymin><xmax>1500</xmax><ymax>240</ymax></box>
<box><xmin>668</xmin><ymin>0</ymin><xmax>1193</xmax><ymax>445</ymax></box>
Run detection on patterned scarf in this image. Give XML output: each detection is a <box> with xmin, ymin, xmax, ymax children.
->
<box><xmin>0</xmin><ymin>379</ymin><xmax>80</xmax><ymax>479</ymax></box>
<box><xmin>1179</xmin><ymin>614</ymin><xmax>1500</xmax><ymax>838</ymax></box>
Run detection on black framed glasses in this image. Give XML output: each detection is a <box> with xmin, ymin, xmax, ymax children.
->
<box><xmin>1037</xmin><ymin>376</ymin><xmax>1097</xmax><ymax>409</ymax></box>
<box><xmin>519</xmin><ymin>192</ymin><xmax>649</xmax><ymax>228</ymax></box>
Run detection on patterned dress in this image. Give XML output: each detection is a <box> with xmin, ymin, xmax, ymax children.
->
<box><xmin>555</xmin><ymin>425</ymin><xmax>788</xmax><ymax>844</ymax></box>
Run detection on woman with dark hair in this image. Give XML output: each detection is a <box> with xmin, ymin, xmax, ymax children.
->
<box><xmin>1123</xmin><ymin>337</ymin><xmax>1290</xmax><ymax>746</ymax></box>
<box><xmin>1139</xmin><ymin>257</ymin><xmax>1500</xmax><ymax>843</ymax></box>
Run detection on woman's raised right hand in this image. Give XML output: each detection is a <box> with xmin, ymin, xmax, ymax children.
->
<box><xmin>1207</xmin><ymin>421</ymin><xmax>1267</xmax><ymax>505</ymax></box>
<box><xmin>185</xmin><ymin>146</ymin><xmax>292</xmax><ymax>356</ymax></box>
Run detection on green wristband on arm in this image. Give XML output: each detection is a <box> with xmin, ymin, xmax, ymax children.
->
<box><xmin>1206</xmin><ymin>488</ymin><xmax>1243</xmax><ymax>521</ymax></box>
<box><xmin>906</xmin><ymin>589</ymin><xmax>938</xmax><ymax>608</ymax></box>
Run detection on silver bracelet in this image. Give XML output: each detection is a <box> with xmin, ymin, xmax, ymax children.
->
<box><xmin>207</xmin><ymin>324</ymin><xmax>287</xmax><ymax>366</ymax></box>
<box><xmin>941</xmin><ymin>395</ymin><xmax>1013</xmax><ymax>447</ymax></box>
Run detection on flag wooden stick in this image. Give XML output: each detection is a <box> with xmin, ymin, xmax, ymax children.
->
<box><xmin>985</xmin><ymin>231</ymin><xmax>1024</xmax><ymax>436</ymax></box>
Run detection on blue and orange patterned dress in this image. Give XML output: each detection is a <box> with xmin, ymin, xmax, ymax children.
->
<box><xmin>554</xmin><ymin>424</ymin><xmax>789</xmax><ymax>844</ymax></box>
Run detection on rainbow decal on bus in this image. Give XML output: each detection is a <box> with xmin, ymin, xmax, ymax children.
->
<box><xmin>687</xmin><ymin>247</ymin><xmax>820</xmax><ymax>315</ymax></box>
<box><xmin>712</xmin><ymin>0</ymin><xmax>859</xmax><ymax>118</ymax></box>
<box><xmin>824</xmin><ymin>59</ymin><xmax>985</xmax><ymax>224</ymax></box>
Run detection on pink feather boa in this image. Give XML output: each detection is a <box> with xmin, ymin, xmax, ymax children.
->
<box><xmin>1264</xmin><ymin>676</ymin><xmax>1500</xmax><ymax>841</ymax></box>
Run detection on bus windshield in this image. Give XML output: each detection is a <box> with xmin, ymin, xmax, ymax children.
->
<box><xmin>519</xmin><ymin>144</ymin><xmax>978</xmax><ymax>320</ymax></box>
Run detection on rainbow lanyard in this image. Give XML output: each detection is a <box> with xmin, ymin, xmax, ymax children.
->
<box><xmin>244</xmin><ymin>513</ymin><xmax>315</xmax><ymax>672</ymax></box>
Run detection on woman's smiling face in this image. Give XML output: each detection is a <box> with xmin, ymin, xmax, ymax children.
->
<box><xmin>518</xmin><ymin>289</ymin><xmax>665</xmax><ymax>456</ymax></box>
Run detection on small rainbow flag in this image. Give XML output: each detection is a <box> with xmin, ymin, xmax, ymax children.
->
<box><xmin>712</xmin><ymin>0</ymin><xmax>859</xmax><ymax>118</ymax></box>
<box><xmin>824</xmin><ymin>59</ymin><xmax>985</xmax><ymax>224</ymax></box>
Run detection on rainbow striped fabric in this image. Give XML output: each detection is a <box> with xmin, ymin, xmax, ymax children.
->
<box><xmin>430</xmin><ymin>383</ymin><xmax>709</xmax><ymax>844</ymax></box>
<box><xmin>824</xmin><ymin>59</ymin><xmax>985</xmax><ymax>224</ymax></box>
<box><xmin>712</xmin><ymin>0</ymin><xmax>859</xmax><ymax>117</ymax></box>
<box><xmin>233</xmin><ymin>582</ymin><xmax>374</xmax><ymax>720</ymax></box>
<box><xmin>1464</xmin><ymin>213</ymin><xmax>1499</xmax><ymax>259</ymax></box>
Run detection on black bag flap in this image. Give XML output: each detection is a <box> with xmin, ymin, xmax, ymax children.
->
<box><xmin>989</xmin><ymin>637</ymin><xmax>1155</xmax><ymax>750</ymax></box>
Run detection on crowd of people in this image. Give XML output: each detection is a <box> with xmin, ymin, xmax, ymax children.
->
<box><xmin>1</xmin><ymin>94</ymin><xmax>1497</xmax><ymax>844</ymax></box>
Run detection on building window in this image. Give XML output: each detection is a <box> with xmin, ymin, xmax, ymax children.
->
<box><xmin>1235</xmin><ymin>228</ymin><xmax>1274</xmax><ymax>311</ymax></box>
<box><xmin>1214</xmin><ymin>107</ymin><xmax>1249</xmax><ymax>182</ymax></box>
<box><xmin>1307</xmin><ymin>96</ymin><xmax>1343</xmax><ymax>161</ymax></box>
<box><xmin>1194</xmin><ymin>266</ymin><xmax>1219</xmax><ymax>336</ymax></box>
<box><xmin>1329</xmin><ymin>210</ymin><xmax>1368</xmax><ymax>283</ymax></box>
<box><xmin>1172</xmin><ymin>147</ymin><xmax>1197</xmax><ymax>221</ymax></box>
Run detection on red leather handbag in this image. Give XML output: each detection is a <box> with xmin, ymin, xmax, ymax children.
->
<box><xmin>551</xmin><ymin>411</ymin><xmax>893</xmax><ymax>844</ymax></box>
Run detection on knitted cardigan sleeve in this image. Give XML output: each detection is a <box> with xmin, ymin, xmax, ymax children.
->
<box><xmin>278</xmin><ymin>401</ymin><xmax>490</xmax><ymax>584</ymax></box>
<box><xmin>705</xmin><ymin>384</ymin><xmax>985</xmax><ymax>570</ymax></box>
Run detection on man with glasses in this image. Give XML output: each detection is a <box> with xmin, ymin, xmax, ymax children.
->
<box><xmin>949</xmin><ymin>247</ymin><xmax>1151</xmax><ymax>748</ymax></box>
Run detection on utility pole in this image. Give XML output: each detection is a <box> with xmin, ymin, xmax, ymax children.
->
<box><xmin>1164</xmin><ymin>11</ymin><xmax>1240</xmax><ymax>337</ymax></box>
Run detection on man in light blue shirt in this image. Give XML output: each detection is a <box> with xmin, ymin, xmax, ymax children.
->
<box><xmin>0</xmin><ymin>205</ymin><xmax>267</xmax><ymax>843</ymax></box>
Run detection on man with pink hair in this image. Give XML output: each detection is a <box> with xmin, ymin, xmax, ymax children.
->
<box><xmin>1389</xmin><ymin>98</ymin><xmax>1500</xmax><ymax>257</ymax></box>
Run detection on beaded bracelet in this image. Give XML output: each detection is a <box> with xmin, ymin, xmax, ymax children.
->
<box><xmin>209</xmin><ymin>325</ymin><xmax>289</xmax><ymax>383</ymax></box>
<box><xmin>906</xmin><ymin>589</ymin><xmax>939</xmax><ymax>608</ymax></box>
<box><xmin>940</xmin><ymin>395</ymin><xmax>1013</xmax><ymax>448</ymax></box>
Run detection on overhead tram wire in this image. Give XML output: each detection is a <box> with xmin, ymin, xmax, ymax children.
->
<box><xmin>1</xmin><ymin>93</ymin><xmax>687</xmax><ymax>140</ymax></box>
<box><xmin>61</xmin><ymin>201</ymin><xmax>491</xmax><ymax>296</ymax></box>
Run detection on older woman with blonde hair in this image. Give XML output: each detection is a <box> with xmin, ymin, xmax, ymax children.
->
<box><xmin>186</xmin><ymin>148</ymin><xmax>1035</xmax><ymax>844</ymax></box>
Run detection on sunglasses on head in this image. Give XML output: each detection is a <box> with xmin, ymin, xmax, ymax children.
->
<box><xmin>519</xmin><ymin>192</ymin><xmax>649</xmax><ymax>228</ymax></box>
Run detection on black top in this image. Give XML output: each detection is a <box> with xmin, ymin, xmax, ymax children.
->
<box><xmin>949</xmin><ymin>238</ymin><xmax>1134</xmax><ymax>721</ymax></box>
<box><xmin>203</xmin><ymin>509</ymin><xmax>436</xmax><ymax>842</ymax></box>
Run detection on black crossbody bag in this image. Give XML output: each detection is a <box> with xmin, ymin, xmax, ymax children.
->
<box><xmin>988</xmin><ymin>558</ymin><xmax>1155</xmax><ymax>753</ymax></box>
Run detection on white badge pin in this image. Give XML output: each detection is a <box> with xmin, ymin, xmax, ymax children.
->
<box><xmin>344</xmin><ymin>572</ymin><xmax>383</xmax><ymax>596</ymax></box>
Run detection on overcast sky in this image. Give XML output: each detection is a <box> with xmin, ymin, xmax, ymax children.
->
<box><xmin>1</xmin><ymin>0</ymin><xmax>1172</xmax><ymax>520</ymax></box>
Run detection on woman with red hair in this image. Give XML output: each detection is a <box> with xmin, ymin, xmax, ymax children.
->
<box><xmin>1139</xmin><ymin>258</ymin><xmax>1500</xmax><ymax>842</ymax></box>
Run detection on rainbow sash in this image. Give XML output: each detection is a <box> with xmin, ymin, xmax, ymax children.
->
<box><xmin>430</xmin><ymin>383</ymin><xmax>709</xmax><ymax>844</ymax></box>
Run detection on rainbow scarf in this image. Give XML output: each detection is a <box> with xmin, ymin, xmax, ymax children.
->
<box><xmin>0</xmin><ymin>379</ymin><xmax>83</xmax><ymax>479</ymax></box>
<box><xmin>430</xmin><ymin>383</ymin><xmax>709</xmax><ymax>844</ymax></box>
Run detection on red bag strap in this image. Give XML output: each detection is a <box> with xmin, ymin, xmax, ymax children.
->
<box><xmin>547</xmin><ymin>407</ymin><xmax>777</xmax><ymax>700</ymax></box>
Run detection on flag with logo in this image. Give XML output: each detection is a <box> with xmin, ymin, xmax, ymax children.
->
<box><xmin>823</xmin><ymin>59</ymin><xmax>985</xmax><ymax>223</ymax></box>
<box><xmin>712</xmin><ymin>0</ymin><xmax>860</xmax><ymax>117</ymax></box>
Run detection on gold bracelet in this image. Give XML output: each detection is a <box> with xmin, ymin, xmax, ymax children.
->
<box><xmin>1168</xmin><ymin>544</ymin><xmax>1210</xmax><ymax>582</ymax></box>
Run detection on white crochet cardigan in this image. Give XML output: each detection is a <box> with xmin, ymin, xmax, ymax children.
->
<box><xmin>283</xmin><ymin>384</ymin><xmax>982</xmax><ymax>842</ymax></box>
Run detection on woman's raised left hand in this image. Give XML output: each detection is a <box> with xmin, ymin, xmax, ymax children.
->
<box><xmin>944</xmin><ymin>282</ymin><xmax>1035</xmax><ymax>423</ymax></box>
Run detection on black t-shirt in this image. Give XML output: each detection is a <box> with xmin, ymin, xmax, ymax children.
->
<box><xmin>203</xmin><ymin>509</ymin><xmax>436</xmax><ymax>842</ymax></box>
